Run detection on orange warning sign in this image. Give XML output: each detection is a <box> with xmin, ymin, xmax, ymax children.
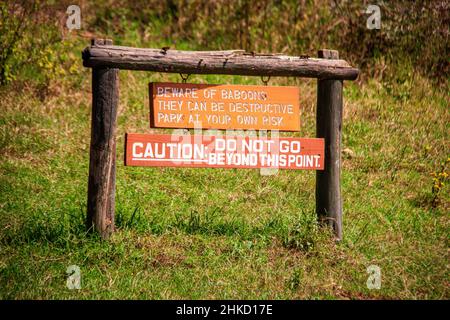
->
<box><xmin>149</xmin><ymin>82</ymin><xmax>300</xmax><ymax>131</ymax></box>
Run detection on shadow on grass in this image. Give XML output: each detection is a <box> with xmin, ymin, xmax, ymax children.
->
<box><xmin>0</xmin><ymin>204</ymin><xmax>100</xmax><ymax>246</ymax></box>
<box><xmin>1</xmin><ymin>204</ymin><xmax>327</xmax><ymax>253</ymax></box>
<box><xmin>408</xmin><ymin>191</ymin><xmax>447</xmax><ymax>213</ymax></box>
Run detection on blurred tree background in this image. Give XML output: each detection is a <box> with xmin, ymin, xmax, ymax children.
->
<box><xmin>0</xmin><ymin>0</ymin><xmax>449</xmax><ymax>89</ymax></box>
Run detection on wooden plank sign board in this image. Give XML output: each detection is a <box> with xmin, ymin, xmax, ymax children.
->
<box><xmin>149</xmin><ymin>82</ymin><xmax>300</xmax><ymax>131</ymax></box>
<box><xmin>125</xmin><ymin>133</ymin><xmax>324</xmax><ymax>170</ymax></box>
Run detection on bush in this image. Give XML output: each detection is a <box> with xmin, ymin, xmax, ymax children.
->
<box><xmin>283</xmin><ymin>211</ymin><xmax>321</xmax><ymax>251</ymax></box>
<box><xmin>0</xmin><ymin>1</ymin><xmax>70</xmax><ymax>88</ymax></box>
<box><xmin>2</xmin><ymin>1</ymin><xmax>448</xmax><ymax>88</ymax></box>
<box><xmin>85</xmin><ymin>0</ymin><xmax>449</xmax><ymax>81</ymax></box>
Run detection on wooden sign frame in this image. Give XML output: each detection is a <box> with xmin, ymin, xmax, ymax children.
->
<box><xmin>82</xmin><ymin>38</ymin><xmax>359</xmax><ymax>240</ymax></box>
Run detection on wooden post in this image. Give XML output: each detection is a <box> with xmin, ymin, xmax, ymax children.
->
<box><xmin>316</xmin><ymin>49</ymin><xmax>343</xmax><ymax>240</ymax></box>
<box><xmin>86</xmin><ymin>39</ymin><xmax>119</xmax><ymax>239</ymax></box>
<box><xmin>82</xmin><ymin>46</ymin><xmax>359</xmax><ymax>80</ymax></box>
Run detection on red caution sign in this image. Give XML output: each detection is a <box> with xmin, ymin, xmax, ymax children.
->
<box><xmin>125</xmin><ymin>133</ymin><xmax>324</xmax><ymax>170</ymax></box>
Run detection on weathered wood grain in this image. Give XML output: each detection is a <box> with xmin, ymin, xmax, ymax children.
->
<box><xmin>86</xmin><ymin>39</ymin><xmax>119</xmax><ymax>239</ymax></box>
<box><xmin>82</xmin><ymin>45</ymin><xmax>359</xmax><ymax>80</ymax></box>
<box><xmin>316</xmin><ymin>49</ymin><xmax>343</xmax><ymax>241</ymax></box>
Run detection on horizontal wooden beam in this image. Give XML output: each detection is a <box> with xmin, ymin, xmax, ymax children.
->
<box><xmin>82</xmin><ymin>44</ymin><xmax>359</xmax><ymax>80</ymax></box>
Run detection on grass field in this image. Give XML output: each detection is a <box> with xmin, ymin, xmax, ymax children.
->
<box><xmin>0</xmin><ymin>33</ymin><xmax>449</xmax><ymax>299</ymax></box>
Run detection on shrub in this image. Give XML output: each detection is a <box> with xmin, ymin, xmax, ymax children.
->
<box><xmin>0</xmin><ymin>1</ymin><xmax>69</xmax><ymax>88</ymax></box>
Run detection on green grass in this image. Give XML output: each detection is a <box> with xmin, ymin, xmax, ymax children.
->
<box><xmin>0</xmin><ymin>32</ymin><xmax>449</xmax><ymax>299</ymax></box>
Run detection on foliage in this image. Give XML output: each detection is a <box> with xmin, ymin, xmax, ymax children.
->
<box><xmin>0</xmin><ymin>1</ymin><xmax>72</xmax><ymax>89</ymax></box>
<box><xmin>431</xmin><ymin>157</ymin><xmax>450</xmax><ymax>208</ymax></box>
<box><xmin>85</xmin><ymin>0</ymin><xmax>449</xmax><ymax>81</ymax></box>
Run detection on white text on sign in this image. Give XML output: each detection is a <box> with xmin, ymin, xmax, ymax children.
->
<box><xmin>125</xmin><ymin>134</ymin><xmax>324</xmax><ymax>170</ymax></box>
